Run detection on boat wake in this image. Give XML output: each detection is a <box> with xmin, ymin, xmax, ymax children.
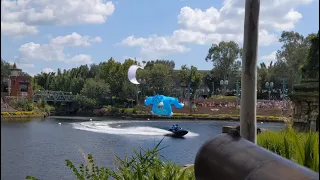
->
<box><xmin>71</xmin><ymin>121</ymin><xmax>199</xmax><ymax>137</ymax></box>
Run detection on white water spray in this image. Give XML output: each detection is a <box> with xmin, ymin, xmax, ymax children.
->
<box><xmin>71</xmin><ymin>121</ymin><xmax>199</xmax><ymax>137</ymax></box>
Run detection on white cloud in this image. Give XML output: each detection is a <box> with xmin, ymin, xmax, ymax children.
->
<box><xmin>89</xmin><ymin>36</ymin><xmax>103</xmax><ymax>43</ymax></box>
<box><xmin>8</xmin><ymin>61</ymin><xmax>35</xmax><ymax>69</ymax></box>
<box><xmin>120</xmin><ymin>35</ymin><xmax>189</xmax><ymax>57</ymax></box>
<box><xmin>17</xmin><ymin>32</ymin><xmax>97</xmax><ymax>66</ymax></box>
<box><xmin>123</xmin><ymin>56</ymin><xmax>142</xmax><ymax>61</ymax></box>
<box><xmin>1</xmin><ymin>22</ymin><xmax>38</xmax><ymax>37</ymax></box>
<box><xmin>66</xmin><ymin>54</ymin><xmax>93</xmax><ymax>65</ymax></box>
<box><xmin>50</xmin><ymin>32</ymin><xmax>103</xmax><ymax>47</ymax></box>
<box><xmin>20</xmin><ymin>63</ymin><xmax>35</xmax><ymax>68</ymax></box>
<box><xmin>260</xmin><ymin>51</ymin><xmax>277</xmax><ymax>66</ymax></box>
<box><xmin>1</xmin><ymin>0</ymin><xmax>115</xmax><ymax>37</ymax></box>
<box><xmin>120</xmin><ymin>0</ymin><xmax>313</xmax><ymax>57</ymax></box>
<box><xmin>42</xmin><ymin>68</ymin><xmax>55</xmax><ymax>73</ymax></box>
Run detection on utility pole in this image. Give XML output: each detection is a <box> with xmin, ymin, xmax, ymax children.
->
<box><xmin>281</xmin><ymin>78</ymin><xmax>287</xmax><ymax>100</ymax></box>
<box><xmin>236</xmin><ymin>79</ymin><xmax>240</xmax><ymax>106</ymax></box>
<box><xmin>240</xmin><ymin>0</ymin><xmax>260</xmax><ymax>143</ymax></box>
<box><xmin>187</xmin><ymin>82</ymin><xmax>192</xmax><ymax>114</ymax></box>
<box><xmin>212</xmin><ymin>82</ymin><xmax>215</xmax><ymax>97</ymax></box>
<box><xmin>136</xmin><ymin>85</ymin><xmax>139</xmax><ymax>105</ymax></box>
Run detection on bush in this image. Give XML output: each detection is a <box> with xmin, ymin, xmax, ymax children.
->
<box><xmin>10</xmin><ymin>98</ymin><xmax>34</xmax><ymax>111</ymax></box>
<box><xmin>1</xmin><ymin>111</ymin><xmax>37</xmax><ymax>116</ymax></box>
<box><xmin>210</xmin><ymin>95</ymin><xmax>237</xmax><ymax>100</ymax></box>
<box><xmin>258</xmin><ymin>126</ymin><xmax>319</xmax><ymax>172</ymax></box>
<box><xmin>93</xmin><ymin>108</ymin><xmax>108</xmax><ymax>116</ymax></box>
<box><xmin>1</xmin><ymin>112</ymin><xmax>9</xmax><ymax>115</ymax></box>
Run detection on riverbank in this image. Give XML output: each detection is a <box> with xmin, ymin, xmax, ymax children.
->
<box><xmin>1</xmin><ymin>111</ymin><xmax>46</xmax><ymax>120</ymax></box>
<box><xmin>47</xmin><ymin>105</ymin><xmax>288</xmax><ymax>123</ymax></box>
<box><xmin>123</xmin><ymin>114</ymin><xmax>285</xmax><ymax>123</ymax></box>
<box><xmin>51</xmin><ymin>113</ymin><xmax>286</xmax><ymax>123</ymax></box>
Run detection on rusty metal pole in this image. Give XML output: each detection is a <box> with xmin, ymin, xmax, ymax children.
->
<box><xmin>240</xmin><ymin>0</ymin><xmax>260</xmax><ymax>143</ymax></box>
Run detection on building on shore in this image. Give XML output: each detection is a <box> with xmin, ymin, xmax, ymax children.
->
<box><xmin>7</xmin><ymin>63</ymin><xmax>33</xmax><ymax>101</ymax></box>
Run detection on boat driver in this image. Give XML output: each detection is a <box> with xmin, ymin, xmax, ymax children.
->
<box><xmin>172</xmin><ymin>124</ymin><xmax>179</xmax><ymax>130</ymax></box>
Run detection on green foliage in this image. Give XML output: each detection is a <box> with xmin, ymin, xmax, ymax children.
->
<box><xmin>300</xmin><ymin>32</ymin><xmax>319</xmax><ymax>79</ymax></box>
<box><xmin>25</xmin><ymin>176</ymin><xmax>39</xmax><ymax>180</ymax></box>
<box><xmin>1</xmin><ymin>59</ymin><xmax>12</xmax><ymax>92</ymax></box>
<box><xmin>210</xmin><ymin>95</ymin><xmax>237</xmax><ymax>99</ymax></box>
<box><xmin>76</xmin><ymin>94</ymin><xmax>97</xmax><ymax>111</ymax></box>
<box><xmin>80</xmin><ymin>78</ymin><xmax>110</xmax><ymax>106</ymax></box>
<box><xmin>203</xmin><ymin>41</ymin><xmax>242</xmax><ymax>92</ymax></box>
<box><xmin>276</xmin><ymin>31</ymin><xmax>312</xmax><ymax>84</ymax></box>
<box><xmin>179</xmin><ymin>65</ymin><xmax>203</xmax><ymax>98</ymax></box>
<box><xmin>142</xmin><ymin>63</ymin><xmax>175</xmax><ymax>95</ymax></box>
<box><xmin>205</xmin><ymin>41</ymin><xmax>242</xmax><ymax>79</ymax></box>
<box><xmin>1</xmin><ymin>111</ymin><xmax>38</xmax><ymax>116</ymax></box>
<box><xmin>10</xmin><ymin>98</ymin><xmax>34</xmax><ymax>111</ymax></box>
<box><xmin>258</xmin><ymin>127</ymin><xmax>319</xmax><ymax>172</ymax></box>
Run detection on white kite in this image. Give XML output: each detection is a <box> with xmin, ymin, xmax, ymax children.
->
<box><xmin>128</xmin><ymin>65</ymin><xmax>143</xmax><ymax>84</ymax></box>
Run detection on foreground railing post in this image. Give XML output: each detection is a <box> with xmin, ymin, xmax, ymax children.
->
<box><xmin>240</xmin><ymin>0</ymin><xmax>260</xmax><ymax>143</ymax></box>
<box><xmin>194</xmin><ymin>130</ymin><xmax>319</xmax><ymax>180</ymax></box>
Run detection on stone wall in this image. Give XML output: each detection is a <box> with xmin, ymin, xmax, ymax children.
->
<box><xmin>290</xmin><ymin>79</ymin><xmax>319</xmax><ymax>132</ymax></box>
<box><xmin>292</xmin><ymin>99</ymin><xmax>319</xmax><ymax>132</ymax></box>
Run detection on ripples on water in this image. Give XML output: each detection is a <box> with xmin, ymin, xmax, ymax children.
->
<box><xmin>1</xmin><ymin>117</ymin><xmax>285</xmax><ymax>180</ymax></box>
<box><xmin>71</xmin><ymin>121</ymin><xmax>199</xmax><ymax>137</ymax></box>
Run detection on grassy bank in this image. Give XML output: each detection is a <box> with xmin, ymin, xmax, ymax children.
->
<box><xmin>1</xmin><ymin>98</ymin><xmax>54</xmax><ymax>120</ymax></box>
<box><xmin>27</xmin><ymin>127</ymin><xmax>318</xmax><ymax>180</ymax></box>
<box><xmin>76</xmin><ymin>107</ymin><xmax>284</xmax><ymax>122</ymax></box>
<box><xmin>1</xmin><ymin>111</ymin><xmax>46</xmax><ymax>120</ymax></box>
<box><xmin>128</xmin><ymin>113</ymin><xmax>284</xmax><ymax>122</ymax></box>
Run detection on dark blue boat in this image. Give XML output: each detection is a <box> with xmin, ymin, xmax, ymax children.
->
<box><xmin>168</xmin><ymin>124</ymin><xmax>188</xmax><ymax>137</ymax></box>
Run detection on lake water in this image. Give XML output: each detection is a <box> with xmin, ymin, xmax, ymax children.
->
<box><xmin>1</xmin><ymin>116</ymin><xmax>285</xmax><ymax>180</ymax></box>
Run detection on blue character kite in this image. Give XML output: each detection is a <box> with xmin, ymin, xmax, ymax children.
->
<box><xmin>144</xmin><ymin>95</ymin><xmax>184</xmax><ymax>116</ymax></box>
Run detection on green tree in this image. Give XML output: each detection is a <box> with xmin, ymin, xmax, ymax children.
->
<box><xmin>179</xmin><ymin>65</ymin><xmax>203</xmax><ymax>98</ymax></box>
<box><xmin>205</xmin><ymin>41</ymin><xmax>242</xmax><ymax>80</ymax></box>
<box><xmin>143</xmin><ymin>63</ymin><xmax>174</xmax><ymax>95</ymax></box>
<box><xmin>300</xmin><ymin>32</ymin><xmax>319</xmax><ymax>79</ymax></box>
<box><xmin>97</xmin><ymin>58</ymin><xmax>123</xmax><ymax>98</ymax></box>
<box><xmin>145</xmin><ymin>60</ymin><xmax>175</xmax><ymax>71</ymax></box>
<box><xmin>1</xmin><ymin>59</ymin><xmax>12</xmax><ymax>92</ymax></box>
<box><xmin>276</xmin><ymin>31</ymin><xmax>310</xmax><ymax>86</ymax></box>
<box><xmin>75</xmin><ymin>94</ymin><xmax>96</xmax><ymax>111</ymax></box>
<box><xmin>79</xmin><ymin>78</ymin><xmax>110</xmax><ymax>107</ymax></box>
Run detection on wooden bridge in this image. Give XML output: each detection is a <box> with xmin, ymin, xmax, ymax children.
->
<box><xmin>33</xmin><ymin>90</ymin><xmax>76</xmax><ymax>102</ymax></box>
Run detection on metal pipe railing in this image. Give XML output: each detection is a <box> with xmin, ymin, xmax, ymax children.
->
<box><xmin>194</xmin><ymin>130</ymin><xmax>319</xmax><ymax>180</ymax></box>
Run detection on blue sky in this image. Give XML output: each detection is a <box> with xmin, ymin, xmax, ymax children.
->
<box><xmin>1</xmin><ymin>0</ymin><xmax>319</xmax><ymax>76</ymax></box>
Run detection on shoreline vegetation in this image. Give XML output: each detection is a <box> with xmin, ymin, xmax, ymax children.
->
<box><xmin>26</xmin><ymin>126</ymin><xmax>319</xmax><ymax>180</ymax></box>
<box><xmin>1</xmin><ymin>95</ymin><xmax>288</xmax><ymax>123</ymax></box>
<box><xmin>1</xmin><ymin>111</ymin><xmax>46</xmax><ymax>119</ymax></box>
<box><xmin>1</xmin><ymin>110</ymin><xmax>286</xmax><ymax>123</ymax></box>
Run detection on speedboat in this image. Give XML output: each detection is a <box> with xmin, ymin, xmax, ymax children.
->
<box><xmin>168</xmin><ymin>124</ymin><xmax>188</xmax><ymax>137</ymax></box>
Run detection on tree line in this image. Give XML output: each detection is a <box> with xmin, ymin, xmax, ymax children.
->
<box><xmin>1</xmin><ymin>30</ymin><xmax>318</xmax><ymax>110</ymax></box>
